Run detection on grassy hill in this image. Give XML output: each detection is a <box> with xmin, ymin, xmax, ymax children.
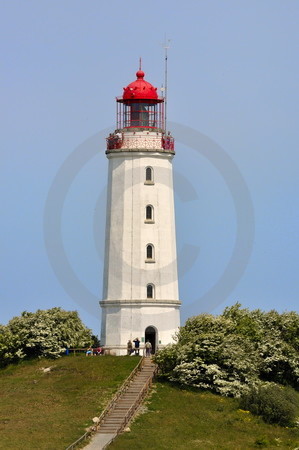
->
<box><xmin>0</xmin><ymin>354</ymin><xmax>139</xmax><ymax>450</ymax></box>
<box><xmin>110</xmin><ymin>381</ymin><xmax>299</xmax><ymax>450</ymax></box>
<box><xmin>1</xmin><ymin>355</ymin><xmax>298</xmax><ymax>449</ymax></box>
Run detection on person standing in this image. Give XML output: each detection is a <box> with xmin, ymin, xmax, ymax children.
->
<box><xmin>133</xmin><ymin>337</ymin><xmax>140</xmax><ymax>355</ymax></box>
<box><xmin>145</xmin><ymin>340</ymin><xmax>152</xmax><ymax>357</ymax></box>
<box><xmin>127</xmin><ymin>340</ymin><xmax>133</xmax><ymax>355</ymax></box>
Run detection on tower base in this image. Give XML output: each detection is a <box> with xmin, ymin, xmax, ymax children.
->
<box><xmin>100</xmin><ymin>300</ymin><xmax>181</xmax><ymax>356</ymax></box>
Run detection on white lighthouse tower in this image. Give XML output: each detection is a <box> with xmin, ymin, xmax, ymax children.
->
<box><xmin>100</xmin><ymin>68</ymin><xmax>180</xmax><ymax>355</ymax></box>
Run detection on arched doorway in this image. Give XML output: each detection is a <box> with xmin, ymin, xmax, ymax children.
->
<box><xmin>144</xmin><ymin>326</ymin><xmax>157</xmax><ymax>354</ymax></box>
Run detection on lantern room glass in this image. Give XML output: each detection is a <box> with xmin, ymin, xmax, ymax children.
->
<box><xmin>117</xmin><ymin>99</ymin><xmax>164</xmax><ymax>130</ymax></box>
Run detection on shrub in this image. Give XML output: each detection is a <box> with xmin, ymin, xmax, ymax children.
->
<box><xmin>154</xmin><ymin>344</ymin><xmax>178</xmax><ymax>377</ymax></box>
<box><xmin>0</xmin><ymin>308</ymin><xmax>93</xmax><ymax>366</ymax></box>
<box><xmin>239</xmin><ymin>384</ymin><xmax>298</xmax><ymax>426</ymax></box>
<box><xmin>154</xmin><ymin>305</ymin><xmax>299</xmax><ymax>396</ymax></box>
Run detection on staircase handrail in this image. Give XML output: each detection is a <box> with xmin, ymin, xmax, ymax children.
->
<box><xmin>120</xmin><ymin>363</ymin><xmax>158</xmax><ymax>432</ymax></box>
<box><xmin>102</xmin><ymin>361</ymin><xmax>157</xmax><ymax>450</ymax></box>
<box><xmin>65</xmin><ymin>356</ymin><xmax>144</xmax><ymax>450</ymax></box>
<box><xmin>96</xmin><ymin>356</ymin><xmax>144</xmax><ymax>427</ymax></box>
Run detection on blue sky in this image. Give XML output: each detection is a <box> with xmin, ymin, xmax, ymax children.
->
<box><xmin>1</xmin><ymin>1</ymin><xmax>298</xmax><ymax>335</ymax></box>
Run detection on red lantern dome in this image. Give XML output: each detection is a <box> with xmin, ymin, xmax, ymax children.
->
<box><xmin>106</xmin><ymin>67</ymin><xmax>175</xmax><ymax>152</ymax></box>
<box><xmin>116</xmin><ymin>68</ymin><xmax>164</xmax><ymax>130</ymax></box>
<box><xmin>122</xmin><ymin>70</ymin><xmax>158</xmax><ymax>101</ymax></box>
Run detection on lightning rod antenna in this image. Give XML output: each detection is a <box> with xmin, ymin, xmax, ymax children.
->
<box><xmin>163</xmin><ymin>38</ymin><xmax>170</xmax><ymax>132</ymax></box>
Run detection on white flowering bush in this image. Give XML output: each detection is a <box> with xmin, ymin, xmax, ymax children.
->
<box><xmin>0</xmin><ymin>325</ymin><xmax>18</xmax><ymax>364</ymax></box>
<box><xmin>154</xmin><ymin>304</ymin><xmax>299</xmax><ymax>397</ymax></box>
<box><xmin>0</xmin><ymin>307</ymin><xmax>93</xmax><ymax>366</ymax></box>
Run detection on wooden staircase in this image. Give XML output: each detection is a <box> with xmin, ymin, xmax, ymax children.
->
<box><xmin>98</xmin><ymin>357</ymin><xmax>156</xmax><ymax>435</ymax></box>
<box><xmin>67</xmin><ymin>357</ymin><xmax>157</xmax><ymax>450</ymax></box>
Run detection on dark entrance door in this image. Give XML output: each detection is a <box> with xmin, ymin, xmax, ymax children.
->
<box><xmin>144</xmin><ymin>326</ymin><xmax>156</xmax><ymax>354</ymax></box>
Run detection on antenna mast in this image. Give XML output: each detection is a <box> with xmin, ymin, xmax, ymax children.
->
<box><xmin>163</xmin><ymin>38</ymin><xmax>170</xmax><ymax>132</ymax></box>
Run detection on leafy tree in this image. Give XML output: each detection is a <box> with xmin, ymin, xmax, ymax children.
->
<box><xmin>154</xmin><ymin>304</ymin><xmax>299</xmax><ymax>397</ymax></box>
<box><xmin>0</xmin><ymin>307</ymin><xmax>93</xmax><ymax>366</ymax></box>
<box><xmin>91</xmin><ymin>335</ymin><xmax>101</xmax><ymax>347</ymax></box>
<box><xmin>0</xmin><ymin>325</ymin><xmax>19</xmax><ymax>365</ymax></box>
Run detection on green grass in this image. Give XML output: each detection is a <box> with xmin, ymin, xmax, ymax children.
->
<box><xmin>0</xmin><ymin>355</ymin><xmax>139</xmax><ymax>450</ymax></box>
<box><xmin>110</xmin><ymin>381</ymin><xmax>299</xmax><ymax>450</ymax></box>
<box><xmin>2</xmin><ymin>358</ymin><xmax>298</xmax><ymax>450</ymax></box>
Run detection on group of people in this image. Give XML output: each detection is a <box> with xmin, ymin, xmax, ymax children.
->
<box><xmin>86</xmin><ymin>346</ymin><xmax>103</xmax><ymax>356</ymax></box>
<box><xmin>85</xmin><ymin>339</ymin><xmax>153</xmax><ymax>357</ymax></box>
<box><xmin>162</xmin><ymin>132</ymin><xmax>174</xmax><ymax>151</ymax></box>
<box><xmin>127</xmin><ymin>338</ymin><xmax>152</xmax><ymax>356</ymax></box>
<box><xmin>107</xmin><ymin>132</ymin><xmax>122</xmax><ymax>150</ymax></box>
<box><xmin>127</xmin><ymin>338</ymin><xmax>140</xmax><ymax>355</ymax></box>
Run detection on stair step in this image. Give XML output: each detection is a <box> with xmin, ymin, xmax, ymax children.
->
<box><xmin>95</xmin><ymin>360</ymin><xmax>157</xmax><ymax>437</ymax></box>
<box><xmin>117</xmin><ymin>403</ymin><xmax>134</xmax><ymax>406</ymax></box>
<box><xmin>107</xmin><ymin>417</ymin><xmax>125</xmax><ymax>420</ymax></box>
<box><xmin>120</xmin><ymin>394</ymin><xmax>139</xmax><ymax>397</ymax></box>
<box><xmin>129</xmin><ymin>380</ymin><xmax>150</xmax><ymax>383</ymax></box>
<box><xmin>119</xmin><ymin>401</ymin><xmax>137</xmax><ymax>404</ymax></box>
<box><xmin>103</xmin><ymin>421</ymin><xmax>124</xmax><ymax>424</ymax></box>
<box><xmin>104</xmin><ymin>416</ymin><xmax>124</xmax><ymax>420</ymax></box>
<box><xmin>99</xmin><ymin>429</ymin><xmax>119</xmax><ymax>433</ymax></box>
<box><xmin>124</xmin><ymin>393</ymin><xmax>142</xmax><ymax>396</ymax></box>
<box><xmin>119</xmin><ymin>396</ymin><xmax>138</xmax><ymax>399</ymax></box>
<box><xmin>103</xmin><ymin>423</ymin><xmax>123</xmax><ymax>426</ymax></box>
<box><xmin>99</xmin><ymin>430</ymin><xmax>119</xmax><ymax>434</ymax></box>
<box><xmin>118</xmin><ymin>401</ymin><xmax>136</xmax><ymax>404</ymax></box>
<box><xmin>121</xmin><ymin>393</ymin><xmax>139</xmax><ymax>396</ymax></box>
<box><xmin>108</xmin><ymin>415</ymin><xmax>127</xmax><ymax>419</ymax></box>
<box><xmin>108</xmin><ymin>414</ymin><xmax>128</xmax><ymax>417</ymax></box>
<box><xmin>121</xmin><ymin>392</ymin><xmax>140</xmax><ymax>395</ymax></box>
<box><xmin>128</xmin><ymin>388</ymin><xmax>145</xmax><ymax>394</ymax></box>
<box><xmin>126</xmin><ymin>386</ymin><xmax>143</xmax><ymax>395</ymax></box>
<box><xmin>116</xmin><ymin>405</ymin><xmax>135</xmax><ymax>408</ymax></box>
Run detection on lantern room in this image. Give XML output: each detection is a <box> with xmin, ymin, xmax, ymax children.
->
<box><xmin>116</xmin><ymin>70</ymin><xmax>164</xmax><ymax>130</ymax></box>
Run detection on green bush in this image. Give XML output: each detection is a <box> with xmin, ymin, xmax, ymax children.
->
<box><xmin>0</xmin><ymin>308</ymin><xmax>93</xmax><ymax>366</ymax></box>
<box><xmin>154</xmin><ymin>304</ymin><xmax>299</xmax><ymax>396</ymax></box>
<box><xmin>239</xmin><ymin>384</ymin><xmax>298</xmax><ymax>426</ymax></box>
<box><xmin>154</xmin><ymin>343</ymin><xmax>178</xmax><ymax>377</ymax></box>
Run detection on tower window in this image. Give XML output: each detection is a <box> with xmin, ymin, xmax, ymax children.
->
<box><xmin>146</xmin><ymin>244</ymin><xmax>155</xmax><ymax>262</ymax></box>
<box><xmin>146</xmin><ymin>167</ymin><xmax>152</xmax><ymax>181</ymax></box>
<box><xmin>145</xmin><ymin>205</ymin><xmax>154</xmax><ymax>222</ymax></box>
<box><xmin>147</xmin><ymin>244</ymin><xmax>153</xmax><ymax>259</ymax></box>
<box><xmin>147</xmin><ymin>284</ymin><xmax>155</xmax><ymax>299</ymax></box>
<box><xmin>145</xmin><ymin>167</ymin><xmax>154</xmax><ymax>184</ymax></box>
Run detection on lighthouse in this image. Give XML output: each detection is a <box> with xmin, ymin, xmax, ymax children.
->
<box><xmin>100</xmin><ymin>68</ymin><xmax>181</xmax><ymax>355</ymax></box>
